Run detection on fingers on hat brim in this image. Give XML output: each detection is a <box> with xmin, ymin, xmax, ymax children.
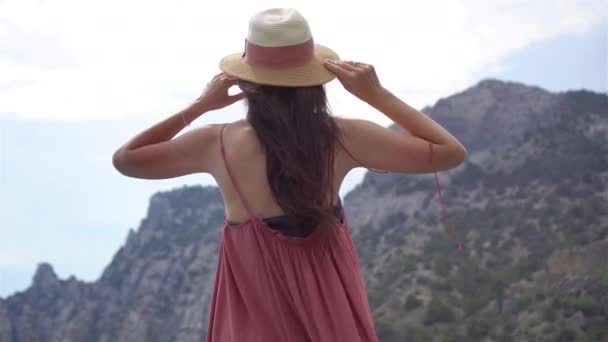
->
<box><xmin>322</xmin><ymin>60</ymin><xmax>350</xmax><ymax>76</ymax></box>
<box><xmin>219</xmin><ymin>44</ymin><xmax>340</xmax><ymax>87</ymax></box>
<box><xmin>331</xmin><ymin>61</ymin><xmax>359</xmax><ymax>73</ymax></box>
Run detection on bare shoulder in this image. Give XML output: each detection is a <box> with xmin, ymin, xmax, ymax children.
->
<box><xmin>332</xmin><ymin>115</ymin><xmax>359</xmax><ymax>128</ymax></box>
<box><xmin>331</xmin><ymin>116</ymin><xmax>383</xmax><ymax>169</ymax></box>
<box><xmin>188</xmin><ymin>121</ymin><xmax>245</xmax><ymax>159</ymax></box>
<box><xmin>219</xmin><ymin>119</ymin><xmax>263</xmax><ymax>153</ymax></box>
<box><xmin>333</xmin><ymin>116</ymin><xmax>360</xmax><ymax>136</ymax></box>
<box><xmin>216</xmin><ymin>119</ymin><xmax>251</xmax><ymax>138</ymax></box>
<box><xmin>332</xmin><ymin>115</ymin><xmax>389</xmax><ymax>140</ymax></box>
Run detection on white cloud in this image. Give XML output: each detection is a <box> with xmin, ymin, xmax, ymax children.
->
<box><xmin>0</xmin><ymin>0</ymin><xmax>605</xmax><ymax>126</ymax></box>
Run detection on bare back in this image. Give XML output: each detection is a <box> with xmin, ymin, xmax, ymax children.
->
<box><xmin>211</xmin><ymin>118</ymin><xmax>353</xmax><ymax>223</ymax></box>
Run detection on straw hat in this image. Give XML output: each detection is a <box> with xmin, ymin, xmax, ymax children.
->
<box><xmin>219</xmin><ymin>8</ymin><xmax>340</xmax><ymax>87</ymax></box>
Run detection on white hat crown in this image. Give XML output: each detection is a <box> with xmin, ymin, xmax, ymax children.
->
<box><xmin>247</xmin><ymin>8</ymin><xmax>312</xmax><ymax>47</ymax></box>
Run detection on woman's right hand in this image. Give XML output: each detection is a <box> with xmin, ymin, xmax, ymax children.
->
<box><xmin>323</xmin><ymin>59</ymin><xmax>387</xmax><ymax>104</ymax></box>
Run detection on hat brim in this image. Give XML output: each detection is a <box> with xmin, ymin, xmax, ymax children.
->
<box><xmin>219</xmin><ymin>44</ymin><xmax>340</xmax><ymax>87</ymax></box>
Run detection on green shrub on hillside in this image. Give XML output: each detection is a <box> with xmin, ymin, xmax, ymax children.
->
<box><xmin>423</xmin><ymin>298</ymin><xmax>455</xmax><ymax>325</ymax></box>
<box><xmin>405</xmin><ymin>294</ymin><xmax>423</xmax><ymax>311</ymax></box>
<box><xmin>467</xmin><ymin>318</ymin><xmax>491</xmax><ymax>339</ymax></box>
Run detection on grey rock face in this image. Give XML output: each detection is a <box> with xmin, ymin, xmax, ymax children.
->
<box><xmin>1</xmin><ymin>186</ymin><xmax>225</xmax><ymax>342</ymax></box>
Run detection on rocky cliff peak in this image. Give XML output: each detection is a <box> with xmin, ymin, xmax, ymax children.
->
<box><xmin>32</xmin><ymin>262</ymin><xmax>58</xmax><ymax>289</ymax></box>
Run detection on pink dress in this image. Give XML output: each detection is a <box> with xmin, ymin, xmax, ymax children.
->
<box><xmin>205</xmin><ymin>123</ymin><xmax>380</xmax><ymax>342</ymax></box>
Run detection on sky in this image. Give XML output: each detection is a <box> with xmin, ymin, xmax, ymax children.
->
<box><xmin>0</xmin><ymin>0</ymin><xmax>606</xmax><ymax>297</ymax></box>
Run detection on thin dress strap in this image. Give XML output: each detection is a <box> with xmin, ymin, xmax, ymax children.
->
<box><xmin>337</xmin><ymin>138</ymin><xmax>462</xmax><ymax>251</ymax></box>
<box><xmin>220</xmin><ymin>123</ymin><xmax>258</xmax><ymax>221</ymax></box>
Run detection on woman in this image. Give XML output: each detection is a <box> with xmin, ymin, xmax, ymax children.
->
<box><xmin>112</xmin><ymin>8</ymin><xmax>467</xmax><ymax>342</ymax></box>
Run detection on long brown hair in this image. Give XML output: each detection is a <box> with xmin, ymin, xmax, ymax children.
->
<box><xmin>238</xmin><ymin>80</ymin><xmax>343</xmax><ymax>230</ymax></box>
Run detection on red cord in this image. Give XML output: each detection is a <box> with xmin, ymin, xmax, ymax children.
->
<box><xmin>430</xmin><ymin>142</ymin><xmax>463</xmax><ymax>251</ymax></box>
<box><xmin>434</xmin><ymin>171</ymin><xmax>463</xmax><ymax>250</ymax></box>
<box><xmin>341</xmin><ymin>138</ymin><xmax>463</xmax><ymax>250</ymax></box>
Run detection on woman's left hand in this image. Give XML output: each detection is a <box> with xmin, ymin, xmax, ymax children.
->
<box><xmin>189</xmin><ymin>72</ymin><xmax>244</xmax><ymax>114</ymax></box>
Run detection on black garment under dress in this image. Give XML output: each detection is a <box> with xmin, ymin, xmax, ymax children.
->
<box><xmin>225</xmin><ymin>198</ymin><xmax>344</xmax><ymax>238</ymax></box>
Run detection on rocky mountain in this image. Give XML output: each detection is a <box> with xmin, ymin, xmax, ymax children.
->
<box><xmin>1</xmin><ymin>79</ymin><xmax>606</xmax><ymax>342</ymax></box>
<box><xmin>0</xmin><ymin>187</ymin><xmax>226</xmax><ymax>342</ymax></box>
<box><xmin>347</xmin><ymin>79</ymin><xmax>608</xmax><ymax>341</ymax></box>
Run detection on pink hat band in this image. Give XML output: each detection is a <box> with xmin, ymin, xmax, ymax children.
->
<box><xmin>242</xmin><ymin>38</ymin><xmax>315</xmax><ymax>68</ymax></box>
